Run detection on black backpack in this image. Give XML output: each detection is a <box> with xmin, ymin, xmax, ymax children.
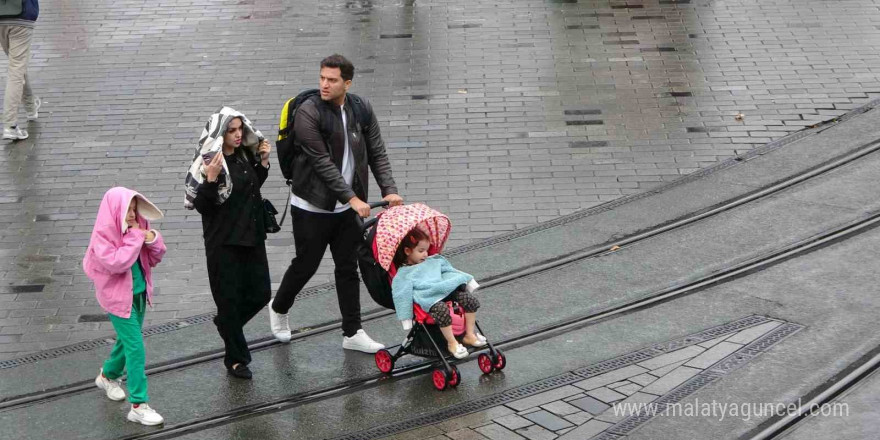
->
<box><xmin>276</xmin><ymin>89</ymin><xmax>370</xmax><ymax>183</ymax></box>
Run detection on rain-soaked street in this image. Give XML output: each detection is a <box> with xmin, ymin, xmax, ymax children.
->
<box><xmin>1</xmin><ymin>0</ymin><xmax>880</xmax><ymax>438</ymax></box>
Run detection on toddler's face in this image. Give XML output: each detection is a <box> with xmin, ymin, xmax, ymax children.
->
<box><xmin>405</xmin><ymin>239</ymin><xmax>431</xmax><ymax>265</ymax></box>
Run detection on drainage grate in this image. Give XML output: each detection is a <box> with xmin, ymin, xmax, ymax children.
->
<box><xmin>743</xmin><ymin>323</ymin><xmax>804</xmax><ymax>352</ymax></box>
<box><xmin>0</xmin><ymin>311</ymin><xmax>220</xmax><ymax>369</ymax></box>
<box><xmin>0</xmin><ymin>338</ymin><xmax>116</xmax><ymax>369</ymax></box>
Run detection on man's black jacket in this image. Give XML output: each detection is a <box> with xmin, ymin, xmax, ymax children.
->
<box><xmin>289</xmin><ymin>94</ymin><xmax>397</xmax><ymax>211</ymax></box>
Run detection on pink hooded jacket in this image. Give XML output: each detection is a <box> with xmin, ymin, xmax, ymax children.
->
<box><xmin>82</xmin><ymin>187</ymin><xmax>167</xmax><ymax>318</ymax></box>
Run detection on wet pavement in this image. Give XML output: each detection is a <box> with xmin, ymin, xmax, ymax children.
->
<box><xmin>2</xmin><ymin>0</ymin><xmax>880</xmax><ymax>438</ymax></box>
<box><xmin>4</xmin><ymin>0</ymin><xmax>880</xmax><ymax>359</ymax></box>
<box><xmin>2</xmin><ymin>102</ymin><xmax>880</xmax><ymax>438</ymax></box>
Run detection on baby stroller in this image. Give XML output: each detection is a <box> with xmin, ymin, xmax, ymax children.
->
<box><xmin>358</xmin><ymin>203</ymin><xmax>507</xmax><ymax>391</ymax></box>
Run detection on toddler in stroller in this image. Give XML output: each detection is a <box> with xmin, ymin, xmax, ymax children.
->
<box><xmin>359</xmin><ymin>203</ymin><xmax>506</xmax><ymax>390</ymax></box>
<box><xmin>392</xmin><ymin>227</ymin><xmax>486</xmax><ymax>359</ymax></box>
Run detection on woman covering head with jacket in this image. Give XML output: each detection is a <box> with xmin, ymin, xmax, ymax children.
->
<box><xmin>186</xmin><ymin>107</ymin><xmax>272</xmax><ymax>380</ymax></box>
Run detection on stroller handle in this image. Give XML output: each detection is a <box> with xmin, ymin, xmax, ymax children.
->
<box><xmin>361</xmin><ymin>201</ymin><xmax>390</xmax><ymax>231</ymax></box>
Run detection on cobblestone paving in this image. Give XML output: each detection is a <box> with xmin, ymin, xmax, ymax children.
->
<box><xmin>2</xmin><ymin>0</ymin><xmax>880</xmax><ymax>359</ymax></box>
<box><xmin>372</xmin><ymin>317</ymin><xmax>801</xmax><ymax>440</ymax></box>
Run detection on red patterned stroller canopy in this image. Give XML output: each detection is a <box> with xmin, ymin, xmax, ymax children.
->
<box><xmin>373</xmin><ymin>203</ymin><xmax>451</xmax><ymax>271</ymax></box>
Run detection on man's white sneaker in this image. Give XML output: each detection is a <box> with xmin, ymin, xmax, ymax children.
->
<box><xmin>342</xmin><ymin>329</ymin><xmax>385</xmax><ymax>353</ymax></box>
<box><xmin>26</xmin><ymin>97</ymin><xmax>40</xmax><ymax>121</ymax></box>
<box><xmin>2</xmin><ymin>126</ymin><xmax>27</xmax><ymax>140</ymax></box>
<box><xmin>268</xmin><ymin>298</ymin><xmax>291</xmax><ymax>343</ymax></box>
<box><xmin>95</xmin><ymin>368</ymin><xmax>125</xmax><ymax>401</ymax></box>
<box><xmin>127</xmin><ymin>403</ymin><xmax>164</xmax><ymax>426</ymax></box>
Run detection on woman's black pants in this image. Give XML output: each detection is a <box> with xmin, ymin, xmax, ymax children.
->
<box><xmin>207</xmin><ymin>243</ymin><xmax>271</xmax><ymax>369</ymax></box>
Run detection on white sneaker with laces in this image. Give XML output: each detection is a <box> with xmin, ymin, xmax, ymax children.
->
<box><xmin>127</xmin><ymin>403</ymin><xmax>164</xmax><ymax>426</ymax></box>
<box><xmin>268</xmin><ymin>298</ymin><xmax>291</xmax><ymax>343</ymax></box>
<box><xmin>342</xmin><ymin>329</ymin><xmax>385</xmax><ymax>353</ymax></box>
<box><xmin>26</xmin><ymin>97</ymin><xmax>40</xmax><ymax>121</ymax></box>
<box><xmin>95</xmin><ymin>368</ymin><xmax>125</xmax><ymax>401</ymax></box>
<box><xmin>2</xmin><ymin>126</ymin><xmax>28</xmax><ymax>140</ymax></box>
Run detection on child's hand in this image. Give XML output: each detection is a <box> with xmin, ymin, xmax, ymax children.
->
<box><xmin>144</xmin><ymin>229</ymin><xmax>156</xmax><ymax>243</ymax></box>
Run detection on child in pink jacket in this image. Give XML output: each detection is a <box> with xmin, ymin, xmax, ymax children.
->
<box><xmin>82</xmin><ymin>187</ymin><xmax>167</xmax><ymax>426</ymax></box>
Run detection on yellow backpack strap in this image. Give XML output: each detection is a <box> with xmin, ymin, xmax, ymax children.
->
<box><xmin>278</xmin><ymin>97</ymin><xmax>296</xmax><ymax>141</ymax></box>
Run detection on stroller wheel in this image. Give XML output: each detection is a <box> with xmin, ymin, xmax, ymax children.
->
<box><xmin>478</xmin><ymin>353</ymin><xmax>494</xmax><ymax>374</ymax></box>
<box><xmin>432</xmin><ymin>368</ymin><xmax>448</xmax><ymax>391</ymax></box>
<box><xmin>448</xmin><ymin>365</ymin><xmax>460</xmax><ymax>387</ymax></box>
<box><xmin>492</xmin><ymin>350</ymin><xmax>507</xmax><ymax>371</ymax></box>
<box><xmin>375</xmin><ymin>349</ymin><xmax>394</xmax><ymax>374</ymax></box>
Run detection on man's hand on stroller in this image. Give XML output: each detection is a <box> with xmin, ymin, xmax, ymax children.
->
<box><xmin>350</xmin><ymin>197</ymin><xmax>371</xmax><ymax>218</ymax></box>
<box><xmin>383</xmin><ymin>193</ymin><xmax>404</xmax><ymax>207</ymax></box>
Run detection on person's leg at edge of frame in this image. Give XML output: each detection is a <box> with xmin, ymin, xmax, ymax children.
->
<box><xmin>0</xmin><ymin>26</ymin><xmax>34</xmax><ymax>140</ymax></box>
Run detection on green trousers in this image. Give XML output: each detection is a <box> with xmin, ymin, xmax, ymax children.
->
<box><xmin>103</xmin><ymin>293</ymin><xmax>148</xmax><ymax>404</ymax></box>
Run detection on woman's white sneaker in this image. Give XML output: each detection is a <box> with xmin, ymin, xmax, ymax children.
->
<box><xmin>127</xmin><ymin>403</ymin><xmax>164</xmax><ymax>426</ymax></box>
<box><xmin>95</xmin><ymin>368</ymin><xmax>125</xmax><ymax>401</ymax></box>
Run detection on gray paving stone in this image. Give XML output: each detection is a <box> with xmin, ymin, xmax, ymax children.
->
<box><xmin>649</xmin><ymin>359</ymin><xmax>689</xmax><ymax>377</ymax></box>
<box><xmin>725</xmin><ymin>321</ymin><xmax>783</xmax><ymax>344</ymax></box>
<box><xmin>585</xmin><ymin>387</ymin><xmax>627</xmax><ymax>404</ymax></box>
<box><xmin>507</xmin><ymin>386</ymin><xmax>585</xmax><ymax>412</ymax></box>
<box><xmin>568</xmin><ymin>396</ymin><xmax>611</xmax><ymax>416</ymax></box>
<box><xmin>540</xmin><ymin>401</ymin><xmax>581</xmax><ymax>416</ymax></box>
<box><xmin>572</xmin><ymin>365</ymin><xmax>649</xmax><ymax>391</ymax></box>
<box><xmin>475</xmin><ymin>423</ymin><xmax>526</xmax><ymax>440</ymax></box>
<box><xmin>685</xmin><ymin>341</ymin><xmax>744</xmax><ymax>369</ymax></box>
<box><xmin>642</xmin><ymin>366</ymin><xmax>704</xmax><ymax>395</ymax></box>
<box><xmin>563</xmin><ymin>411</ymin><xmax>593</xmax><ymax>426</ymax></box>
<box><xmin>614</xmin><ymin>383</ymin><xmax>642</xmax><ymax>396</ymax></box>
<box><xmin>446</xmin><ymin>429</ymin><xmax>491</xmax><ymax>440</ymax></box>
<box><xmin>435</xmin><ymin>406</ymin><xmax>516</xmax><ymax>433</ymax></box>
<box><xmin>556</xmin><ymin>419</ymin><xmax>614</xmax><ymax>440</ymax></box>
<box><xmin>636</xmin><ymin>345</ymin><xmax>705</xmax><ymax>370</ymax></box>
<box><xmin>494</xmin><ymin>414</ymin><xmax>534</xmax><ymax>431</ymax></box>
<box><xmin>515</xmin><ymin>424</ymin><xmax>558</xmax><ymax>440</ymax></box>
<box><xmin>628</xmin><ymin>373</ymin><xmax>658</xmax><ymax>387</ymax></box>
<box><xmin>523</xmin><ymin>410</ymin><xmax>574</xmax><ymax>431</ymax></box>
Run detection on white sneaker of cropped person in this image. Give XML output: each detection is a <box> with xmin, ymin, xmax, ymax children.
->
<box><xmin>2</xmin><ymin>126</ymin><xmax>27</xmax><ymax>140</ymax></box>
<box><xmin>127</xmin><ymin>403</ymin><xmax>164</xmax><ymax>426</ymax></box>
<box><xmin>342</xmin><ymin>329</ymin><xmax>385</xmax><ymax>353</ymax></box>
<box><xmin>268</xmin><ymin>298</ymin><xmax>291</xmax><ymax>343</ymax></box>
<box><xmin>95</xmin><ymin>368</ymin><xmax>125</xmax><ymax>401</ymax></box>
